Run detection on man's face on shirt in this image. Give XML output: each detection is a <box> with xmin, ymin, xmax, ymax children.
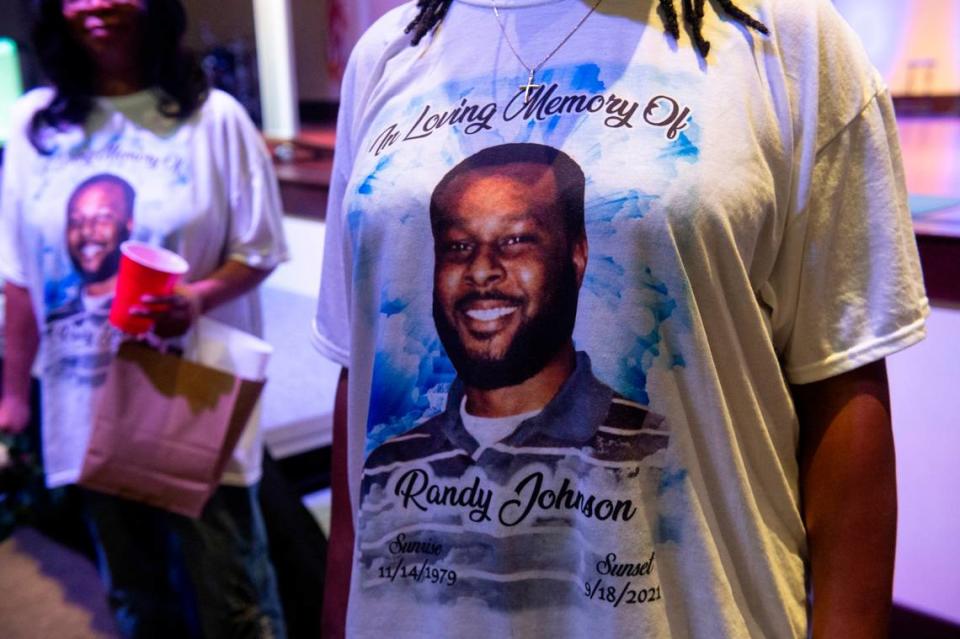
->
<box><xmin>66</xmin><ymin>180</ymin><xmax>132</xmax><ymax>284</ymax></box>
<box><xmin>432</xmin><ymin>162</ymin><xmax>587</xmax><ymax>389</ymax></box>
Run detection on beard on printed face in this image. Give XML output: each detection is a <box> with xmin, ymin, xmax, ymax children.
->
<box><xmin>433</xmin><ymin>257</ymin><xmax>580</xmax><ymax>391</ymax></box>
<box><xmin>69</xmin><ymin>227</ymin><xmax>130</xmax><ymax>285</ymax></box>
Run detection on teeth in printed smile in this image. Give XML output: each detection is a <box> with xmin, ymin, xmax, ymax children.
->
<box><xmin>466</xmin><ymin>307</ymin><xmax>517</xmax><ymax>321</ymax></box>
<box><xmin>81</xmin><ymin>245</ymin><xmax>103</xmax><ymax>259</ymax></box>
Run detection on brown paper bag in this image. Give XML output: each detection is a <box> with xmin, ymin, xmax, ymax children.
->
<box><xmin>78</xmin><ymin>341</ymin><xmax>265</xmax><ymax>518</ymax></box>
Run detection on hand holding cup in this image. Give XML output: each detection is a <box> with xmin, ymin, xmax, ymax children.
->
<box><xmin>109</xmin><ymin>241</ymin><xmax>190</xmax><ymax>335</ymax></box>
<box><xmin>131</xmin><ymin>286</ymin><xmax>202</xmax><ymax>338</ymax></box>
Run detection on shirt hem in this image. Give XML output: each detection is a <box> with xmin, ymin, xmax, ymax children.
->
<box><xmin>311</xmin><ymin>319</ymin><xmax>351</xmax><ymax>367</ymax></box>
<box><xmin>46</xmin><ymin>467</ymin><xmax>261</xmax><ymax>488</ymax></box>
<box><xmin>785</xmin><ymin>308</ymin><xmax>929</xmax><ymax>385</ymax></box>
<box><xmin>226</xmin><ymin>250</ymin><xmax>291</xmax><ymax>271</ymax></box>
<box><xmin>0</xmin><ymin>266</ymin><xmax>28</xmax><ymax>287</ymax></box>
<box><xmin>220</xmin><ymin>469</ymin><xmax>261</xmax><ymax>487</ymax></box>
<box><xmin>45</xmin><ymin>468</ymin><xmax>80</xmax><ymax>489</ymax></box>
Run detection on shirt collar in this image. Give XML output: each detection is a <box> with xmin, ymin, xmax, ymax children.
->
<box><xmin>438</xmin><ymin>351</ymin><xmax>613</xmax><ymax>453</ymax></box>
<box><xmin>456</xmin><ymin>0</ymin><xmax>571</xmax><ymax>7</ymax></box>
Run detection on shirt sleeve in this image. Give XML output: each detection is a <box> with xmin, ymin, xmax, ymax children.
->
<box><xmin>766</xmin><ymin>90</ymin><xmax>929</xmax><ymax>385</ymax></box>
<box><xmin>0</xmin><ymin>96</ymin><xmax>35</xmax><ymax>287</ymax></box>
<box><xmin>311</xmin><ymin>54</ymin><xmax>361</xmax><ymax>368</ymax></box>
<box><xmin>221</xmin><ymin>94</ymin><xmax>290</xmax><ymax>271</ymax></box>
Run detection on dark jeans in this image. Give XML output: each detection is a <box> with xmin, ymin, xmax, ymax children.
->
<box><xmin>83</xmin><ymin>484</ymin><xmax>287</xmax><ymax>639</ymax></box>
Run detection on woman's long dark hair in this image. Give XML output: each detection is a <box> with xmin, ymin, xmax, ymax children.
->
<box><xmin>28</xmin><ymin>0</ymin><xmax>208</xmax><ymax>153</ymax></box>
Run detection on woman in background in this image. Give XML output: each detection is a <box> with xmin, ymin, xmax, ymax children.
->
<box><xmin>0</xmin><ymin>1</ymin><xmax>288</xmax><ymax>637</ymax></box>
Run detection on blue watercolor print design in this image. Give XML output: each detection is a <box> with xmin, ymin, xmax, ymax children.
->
<box><xmin>358</xmin><ymin>156</ymin><xmax>392</xmax><ymax>195</ymax></box>
<box><xmin>43</xmin><ymin>273</ymin><xmax>81</xmax><ymax>316</ymax></box>
<box><xmin>346</xmin><ymin>208</ymin><xmax>363</xmax><ymax>244</ymax></box>
<box><xmin>545</xmin><ymin>115</ymin><xmax>562</xmax><ymax>134</ymax></box>
<box><xmin>655</xmin><ymin>467</ymin><xmax>688</xmax><ymax>544</ymax></box>
<box><xmin>659</xmin><ymin>121</ymin><xmax>701</xmax><ymax>163</ymax></box>
<box><xmin>580</xmin><ymin>183</ymin><xmax>686</xmax><ymax>405</ymax></box>
<box><xmin>588</xmin><ymin>190</ymin><xmax>658</xmax><ymax>230</ymax></box>
<box><xmin>583</xmin><ymin>256</ymin><xmax>625</xmax><ymax>309</ymax></box>
<box><xmin>366</xmin><ymin>337</ymin><xmax>457</xmax><ymax>454</ymax></box>
<box><xmin>656</xmin><ymin>512</ymin><xmax>684</xmax><ymax>544</ymax></box>
<box><xmin>347</xmin><ymin>155</ymin><xmax>399</xmax><ymax>330</ymax></box>
<box><xmin>171</xmin><ymin>159</ymin><xmax>191</xmax><ymax>186</ymax></box>
<box><xmin>619</xmin><ymin>270</ymin><xmax>679</xmax><ymax>405</ymax></box>
<box><xmin>570</xmin><ymin>64</ymin><xmax>605</xmax><ymax>93</ymax></box>
<box><xmin>380</xmin><ymin>295</ymin><xmax>408</xmax><ymax>318</ymax></box>
<box><xmin>538</xmin><ymin>66</ymin><xmax>599</xmax><ymax>148</ymax></box>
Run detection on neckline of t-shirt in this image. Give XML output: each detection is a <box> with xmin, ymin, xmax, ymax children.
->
<box><xmin>460</xmin><ymin>400</ymin><xmax>543</xmax><ymax>426</ymax></box>
<box><xmin>457</xmin><ymin>0</ymin><xmax>572</xmax><ymax>8</ymax></box>
<box><xmin>459</xmin><ymin>396</ymin><xmax>543</xmax><ymax>450</ymax></box>
<box><xmin>81</xmin><ymin>290</ymin><xmax>111</xmax><ymax>312</ymax></box>
<box><xmin>95</xmin><ymin>88</ymin><xmax>158</xmax><ymax>109</ymax></box>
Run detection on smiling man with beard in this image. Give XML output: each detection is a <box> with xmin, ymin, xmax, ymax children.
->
<box><xmin>431</xmin><ymin>143</ymin><xmax>586</xmax><ymax>407</ymax></box>
<box><xmin>48</xmin><ymin>173</ymin><xmax>134</xmax><ymax>321</ymax></box>
<box><xmin>366</xmin><ymin>143</ymin><xmax>669</xmax><ymax>472</ymax></box>
<box><xmin>357</xmin><ymin>144</ymin><xmax>669</xmax><ymax>613</ymax></box>
<box><xmin>365</xmin><ymin>142</ymin><xmax>669</xmax><ymax>472</ymax></box>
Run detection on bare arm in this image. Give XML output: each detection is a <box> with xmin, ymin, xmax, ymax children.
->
<box><xmin>0</xmin><ymin>282</ymin><xmax>40</xmax><ymax>433</ymax></box>
<box><xmin>322</xmin><ymin>366</ymin><xmax>353</xmax><ymax>639</ymax></box>
<box><xmin>793</xmin><ymin>359</ymin><xmax>897</xmax><ymax>638</ymax></box>
<box><xmin>136</xmin><ymin>260</ymin><xmax>274</xmax><ymax>338</ymax></box>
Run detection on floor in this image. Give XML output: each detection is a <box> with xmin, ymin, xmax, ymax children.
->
<box><xmin>0</xmin><ymin>528</ymin><xmax>116</xmax><ymax>639</ymax></box>
<box><xmin>0</xmin><ymin>480</ymin><xmax>331</xmax><ymax>639</ymax></box>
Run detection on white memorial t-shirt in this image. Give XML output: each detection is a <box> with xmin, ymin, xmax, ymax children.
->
<box><xmin>313</xmin><ymin>0</ymin><xmax>928</xmax><ymax>636</ymax></box>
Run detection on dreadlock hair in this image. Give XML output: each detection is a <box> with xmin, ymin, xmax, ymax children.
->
<box><xmin>405</xmin><ymin>0</ymin><xmax>455</xmax><ymax>45</ymax></box>
<box><xmin>28</xmin><ymin>0</ymin><xmax>208</xmax><ymax>154</ymax></box>
<box><xmin>665</xmin><ymin>0</ymin><xmax>770</xmax><ymax>56</ymax></box>
<box><xmin>404</xmin><ymin>0</ymin><xmax>768</xmax><ymax>57</ymax></box>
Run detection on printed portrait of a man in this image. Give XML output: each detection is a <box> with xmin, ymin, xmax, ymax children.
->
<box><xmin>364</xmin><ymin>143</ymin><xmax>667</xmax><ymax>478</ymax></box>
<box><xmin>48</xmin><ymin>173</ymin><xmax>135</xmax><ymax>321</ymax></box>
<box><xmin>356</xmin><ymin>144</ymin><xmax>671</xmax><ymax>611</ymax></box>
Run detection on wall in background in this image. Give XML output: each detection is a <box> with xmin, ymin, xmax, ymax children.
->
<box><xmin>306</xmin><ymin>0</ymin><xmax>405</xmax><ymax>101</ymax></box>
<box><xmin>295</xmin><ymin>0</ymin><xmax>408</xmax><ymax>102</ymax></box>
<box><xmin>0</xmin><ymin>0</ymin><xmax>45</xmax><ymax>90</ymax></box>
<box><xmin>834</xmin><ymin>0</ymin><xmax>960</xmax><ymax>96</ymax></box>
<box><xmin>182</xmin><ymin>0</ymin><xmax>257</xmax><ymax>47</ymax></box>
<box><xmin>291</xmin><ymin>0</ymin><xmax>332</xmax><ymax>102</ymax></box>
<box><xmin>888</xmin><ymin>307</ymin><xmax>960</xmax><ymax>623</ymax></box>
<box><xmin>182</xmin><ymin>0</ymin><xmax>336</xmax><ymax>103</ymax></box>
<box><xmin>2</xmin><ymin>0</ymin><xmax>954</xmax><ymax>104</ymax></box>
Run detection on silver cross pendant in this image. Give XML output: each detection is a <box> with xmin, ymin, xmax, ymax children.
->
<box><xmin>518</xmin><ymin>69</ymin><xmax>542</xmax><ymax>104</ymax></box>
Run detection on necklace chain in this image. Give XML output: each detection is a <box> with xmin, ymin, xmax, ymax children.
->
<box><xmin>491</xmin><ymin>0</ymin><xmax>604</xmax><ymax>102</ymax></box>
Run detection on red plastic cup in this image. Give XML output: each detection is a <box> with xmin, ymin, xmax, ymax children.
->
<box><xmin>109</xmin><ymin>241</ymin><xmax>190</xmax><ymax>335</ymax></box>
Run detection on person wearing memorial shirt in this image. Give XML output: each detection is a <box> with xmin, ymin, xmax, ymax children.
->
<box><xmin>0</xmin><ymin>1</ymin><xmax>288</xmax><ymax>637</ymax></box>
<box><xmin>313</xmin><ymin>0</ymin><xmax>929</xmax><ymax>637</ymax></box>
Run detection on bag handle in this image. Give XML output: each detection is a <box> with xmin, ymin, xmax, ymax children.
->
<box><xmin>119</xmin><ymin>317</ymin><xmax>205</xmax><ymax>358</ymax></box>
